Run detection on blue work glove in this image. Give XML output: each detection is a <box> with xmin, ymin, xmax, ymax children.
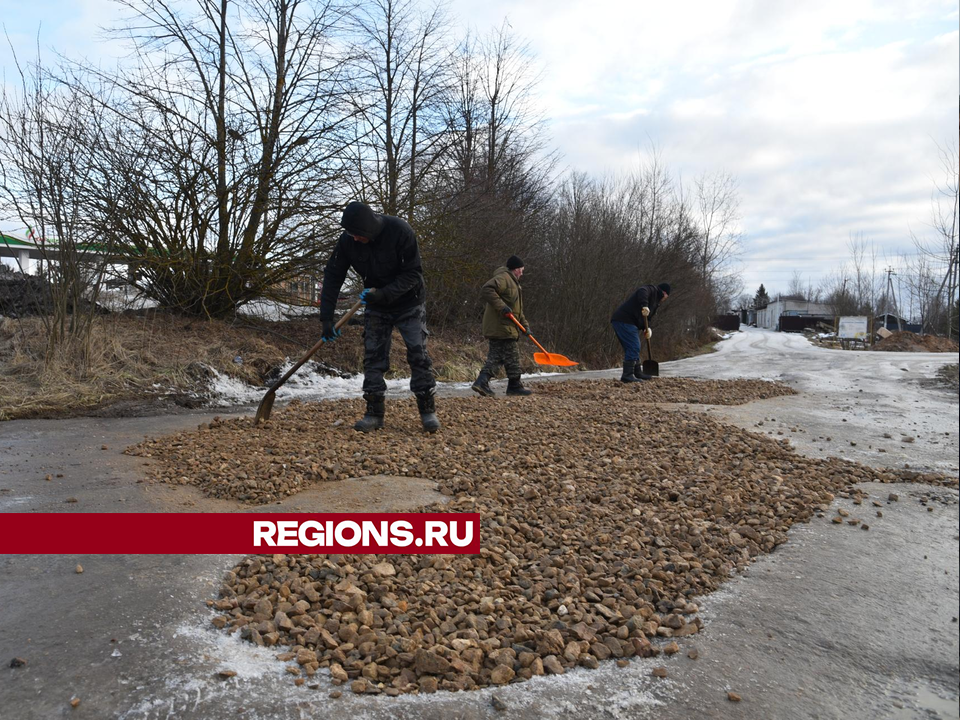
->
<box><xmin>500</xmin><ymin>306</ymin><xmax>513</xmax><ymax>317</ymax></box>
<box><xmin>321</xmin><ymin>319</ymin><xmax>340</xmax><ymax>342</ymax></box>
<box><xmin>360</xmin><ymin>288</ymin><xmax>380</xmax><ymax>305</ymax></box>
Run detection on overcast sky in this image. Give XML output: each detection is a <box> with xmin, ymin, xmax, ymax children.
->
<box><xmin>2</xmin><ymin>0</ymin><xmax>958</xmax><ymax>295</ymax></box>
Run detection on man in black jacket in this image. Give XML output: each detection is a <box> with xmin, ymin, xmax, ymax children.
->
<box><xmin>319</xmin><ymin>201</ymin><xmax>439</xmax><ymax>433</ymax></box>
<box><xmin>610</xmin><ymin>283</ymin><xmax>670</xmax><ymax>382</ymax></box>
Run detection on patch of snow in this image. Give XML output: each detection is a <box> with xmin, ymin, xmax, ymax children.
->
<box><xmin>0</xmin><ymin>495</ymin><xmax>34</xmax><ymax>510</ymax></box>
<box><xmin>171</xmin><ymin>620</ymin><xmax>291</xmax><ymax>681</ymax></box>
<box><xmin>238</xmin><ymin>298</ymin><xmax>319</xmax><ymax>321</ymax></box>
<box><xmin>97</xmin><ymin>286</ymin><xmax>158</xmax><ymax>312</ymax></box>
<box><xmin>124</xmin><ymin>612</ymin><xmax>667</xmax><ymax>720</ymax></box>
<box><xmin>206</xmin><ymin>364</ymin><xmax>568</xmax><ymax>407</ymax></box>
<box><xmin>206</xmin><ymin>365</ymin><xmax>413</xmax><ymax>406</ymax></box>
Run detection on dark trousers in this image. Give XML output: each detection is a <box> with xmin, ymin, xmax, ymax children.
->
<box><xmin>481</xmin><ymin>338</ymin><xmax>522</xmax><ymax>378</ymax></box>
<box><xmin>362</xmin><ymin>304</ymin><xmax>436</xmax><ymax>396</ymax></box>
<box><xmin>611</xmin><ymin>320</ymin><xmax>647</xmax><ymax>363</ymax></box>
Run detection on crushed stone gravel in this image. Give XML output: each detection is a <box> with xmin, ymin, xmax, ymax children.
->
<box><xmin>129</xmin><ymin>379</ymin><xmax>798</xmax><ymax>504</ymax></box>
<box><xmin>129</xmin><ymin>379</ymin><xmax>957</xmax><ymax>695</ymax></box>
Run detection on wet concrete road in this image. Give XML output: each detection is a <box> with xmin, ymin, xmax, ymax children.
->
<box><xmin>1</xmin><ymin>328</ymin><xmax>957</xmax><ymax>719</ymax></box>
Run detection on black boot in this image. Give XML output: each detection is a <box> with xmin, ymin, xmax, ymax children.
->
<box><xmin>633</xmin><ymin>362</ymin><xmax>653</xmax><ymax>381</ymax></box>
<box><xmin>620</xmin><ymin>362</ymin><xmax>644</xmax><ymax>382</ymax></box>
<box><xmin>354</xmin><ymin>393</ymin><xmax>385</xmax><ymax>432</ymax></box>
<box><xmin>471</xmin><ymin>370</ymin><xmax>495</xmax><ymax>397</ymax></box>
<box><xmin>506</xmin><ymin>377</ymin><xmax>532</xmax><ymax>396</ymax></box>
<box><xmin>416</xmin><ymin>393</ymin><xmax>441</xmax><ymax>433</ymax></box>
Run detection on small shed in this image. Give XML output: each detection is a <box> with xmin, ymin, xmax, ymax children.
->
<box><xmin>874</xmin><ymin>313</ymin><xmax>921</xmax><ymax>334</ymax></box>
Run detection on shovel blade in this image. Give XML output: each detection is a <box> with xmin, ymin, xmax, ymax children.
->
<box><xmin>641</xmin><ymin>359</ymin><xmax>659</xmax><ymax>377</ymax></box>
<box><xmin>533</xmin><ymin>351</ymin><xmax>578</xmax><ymax>367</ymax></box>
<box><xmin>254</xmin><ymin>389</ymin><xmax>276</xmax><ymax>425</ymax></box>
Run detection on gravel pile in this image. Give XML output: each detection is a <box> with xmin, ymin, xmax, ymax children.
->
<box><xmin>872</xmin><ymin>331</ymin><xmax>959</xmax><ymax>352</ymax></box>
<box><xmin>129</xmin><ymin>379</ymin><xmax>956</xmax><ymax>695</ymax></box>
<box><xmin>130</xmin><ymin>379</ymin><xmax>798</xmax><ymax>504</ymax></box>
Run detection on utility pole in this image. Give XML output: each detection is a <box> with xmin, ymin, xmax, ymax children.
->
<box><xmin>884</xmin><ymin>267</ymin><xmax>902</xmax><ymax>332</ymax></box>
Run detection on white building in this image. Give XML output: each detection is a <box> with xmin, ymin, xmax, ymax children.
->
<box><xmin>756</xmin><ymin>298</ymin><xmax>833</xmax><ymax>330</ymax></box>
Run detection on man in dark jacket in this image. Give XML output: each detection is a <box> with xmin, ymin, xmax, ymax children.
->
<box><xmin>319</xmin><ymin>201</ymin><xmax>439</xmax><ymax>432</ymax></box>
<box><xmin>610</xmin><ymin>283</ymin><xmax>670</xmax><ymax>382</ymax></box>
<box><xmin>471</xmin><ymin>255</ymin><xmax>532</xmax><ymax>397</ymax></box>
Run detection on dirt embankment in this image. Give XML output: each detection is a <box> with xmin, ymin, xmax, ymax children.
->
<box><xmin>129</xmin><ymin>380</ymin><xmax>955</xmax><ymax>696</ymax></box>
<box><xmin>872</xmin><ymin>330</ymin><xmax>959</xmax><ymax>352</ymax></box>
<box><xmin>0</xmin><ymin>311</ymin><xmax>494</xmax><ymax>421</ymax></box>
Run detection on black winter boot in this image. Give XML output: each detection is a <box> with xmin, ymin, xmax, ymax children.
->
<box><xmin>506</xmin><ymin>377</ymin><xmax>532</xmax><ymax>396</ymax></box>
<box><xmin>620</xmin><ymin>362</ymin><xmax>644</xmax><ymax>383</ymax></box>
<box><xmin>354</xmin><ymin>393</ymin><xmax>385</xmax><ymax>432</ymax></box>
<box><xmin>633</xmin><ymin>362</ymin><xmax>653</xmax><ymax>381</ymax></box>
<box><xmin>416</xmin><ymin>393</ymin><xmax>441</xmax><ymax>433</ymax></box>
<box><xmin>471</xmin><ymin>370</ymin><xmax>495</xmax><ymax>397</ymax></box>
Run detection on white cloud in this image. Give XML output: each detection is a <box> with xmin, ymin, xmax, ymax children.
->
<box><xmin>442</xmin><ymin>0</ymin><xmax>956</xmax><ymax>292</ymax></box>
<box><xmin>2</xmin><ymin>0</ymin><xmax>956</xmax><ymax>296</ymax></box>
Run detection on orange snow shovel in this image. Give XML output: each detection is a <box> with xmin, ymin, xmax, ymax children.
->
<box><xmin>254</xmin><ymin>299</ymin><xmax>363</xmax><ymax>425</ymax></box>
<box><xmin>506</xmin><ymin>313</ymin><xmax>578</xmax><ymax>367</ymax></box>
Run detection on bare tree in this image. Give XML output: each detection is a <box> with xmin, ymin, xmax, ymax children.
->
<box><xmin>80</xmin><ymin>0</ymin><xmax>356</xmax><ymax>318</ymax></box>
<box><xmin>477</xmin><ymin>22</ymin><xmax>546</xmax><ymax>191</ymax></box>
<box><xmin>912</xmin><ymin>139</ymin><xmax>959</xmax><ymax>337</ymax></box>
<box><xmin>0</xmin><ymin>45</ymin><xmax>112</xmax><ymax>361</ymax></box>
<box><xmin>418</xmin><ymin>20</ymin><xmax>556</xmax><ymax>330</ymax></box>
<box><xmin>693</xmin><ymin>170</ymin><xmax>741</xmax><ymax>278</ymax></box>
<box><xmin>346</xmin><ymin>0</ymin><xmax>453</xmax><ymax>218</ymax></box>
<box><xmin>786</xmin><ymin>270</ymin><xmax>806</xmax><ymax>301</ymax></box>
<box><xmin>847</xmin><ymin>232</ymin><xmax>881</xmax><ymax>316</ymax></box>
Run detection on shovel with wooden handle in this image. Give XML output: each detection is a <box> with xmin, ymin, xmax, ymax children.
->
<box><xmin>641</xmin><ymin>314</ymin><xmax>659</xmax><ymax>377</ymax></box>
<box><xmin>254</xmin><ymin>299</ymin><xmax>363</xmax><ymax>425</ymax></box>
<box><xmin>506</xmin><ymin>313</ymin><xmax>578</xmax><ymax>367</ymax></box>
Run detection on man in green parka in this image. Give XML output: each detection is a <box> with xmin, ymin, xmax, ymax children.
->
<box><xmin>471</xmin><ymin>256</ymin><xmax>533</xmax><ymax>397</ymax></box>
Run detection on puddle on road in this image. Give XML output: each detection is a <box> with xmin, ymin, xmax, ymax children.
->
<box><xmin>0</xmin><ymin>494</ymin><xmax>33</xmax><ymax>510</ymax></box>
<box><xmin>884</xmin><ymin>680</ymin><xmax>959</xmax><ymax>719</ymax></box>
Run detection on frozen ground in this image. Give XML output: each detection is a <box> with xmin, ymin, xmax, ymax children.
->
<box><xmin>0</xmin><ymin>327</ymin><xmax>957</xmax><ymax>719</ymax></box>
<box><xmin>656</xmin><ymin>327</ymin><xmax>959</xmax><ymax>476</ymax></box>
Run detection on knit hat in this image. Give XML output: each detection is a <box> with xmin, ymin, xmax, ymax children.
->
<box><xmin>506</xmin><ymin>255</ymin><xmax>524</xmax><ymax>270</ymax></box>
<box><xmin>340</xmin><ymin>201</ymin><xmax>384</xmax><ymax>238</ymax></box>
<box><xmin>657</xmin><ymin>283</ymin><xmax>671</xmax><ymax>297</ymax></box>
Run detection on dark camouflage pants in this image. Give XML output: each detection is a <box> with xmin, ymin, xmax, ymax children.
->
<box><xmin>481</xmin><ymin>338</ymin><xmax>522</xmax><ymax>379</ymax></box>
<box><xmin>362</xmin><ymin>304</ymin><xmax>436</xmax><ymax>396</ymax></box>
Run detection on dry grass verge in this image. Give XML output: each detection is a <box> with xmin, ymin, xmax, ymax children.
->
<box><xmin>0</xmin><ymin>312</ymin><xmax>555</xmax><ymax>420</ymax></box>
<box><xmin>0</xmin><ymin>314</ymin><xmax>294</xmax><ymax>420</ymax></box>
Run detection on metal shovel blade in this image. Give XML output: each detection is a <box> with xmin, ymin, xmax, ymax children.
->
<box><xmin>252</xmin><ymin>299</ymin><xmax>363</xmax><ymax>425</ymax></box>
<box><xmin>533</xmin><ymin>351</ymin><xmax>578</xmax><ymax>367</ymax></box>
<box><xmin>641</xmin><ymin>359</ymin><xmax>659</xmax><ymax>377</ymax></box>
<box><xmin>254</xmin><ymin>388</ymin><xmax>277</xmax><ymax>424</ymax></box>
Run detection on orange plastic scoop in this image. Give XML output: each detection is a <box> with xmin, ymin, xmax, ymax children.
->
<box><xmin>506</xmin><ymin>313</ymin><xmax>578</xmax><ymax>367</ymax></box>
